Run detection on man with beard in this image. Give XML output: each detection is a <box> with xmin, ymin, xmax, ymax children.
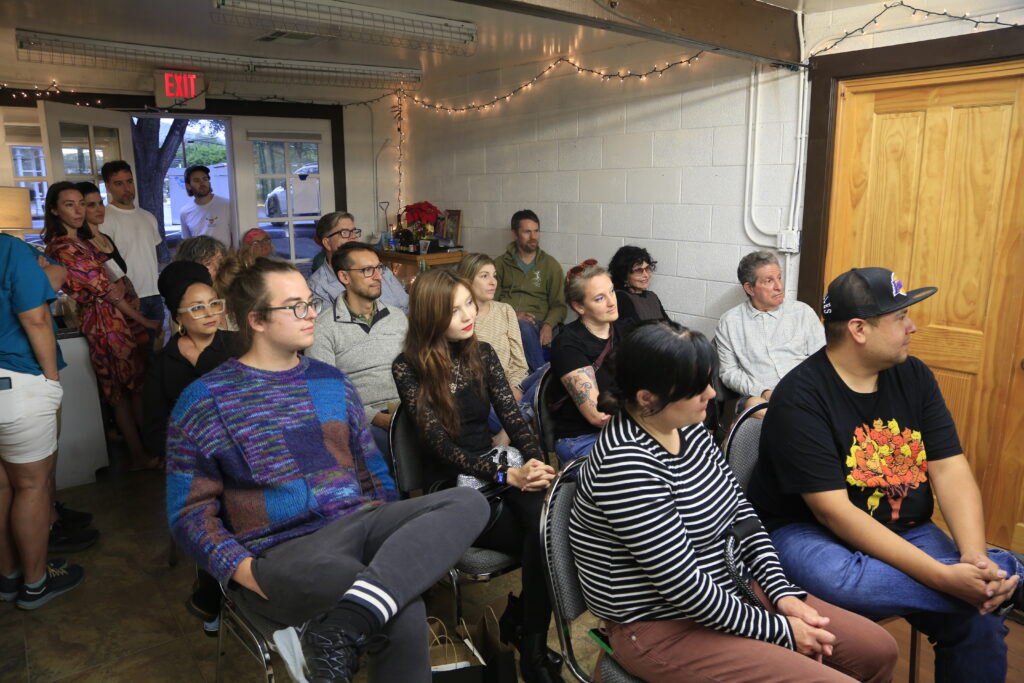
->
<box><xmin>493</xmin><ymin>209</ymin><xmax>565</xmax><ymax>372</ymax></box>
<box><xmin>179</xmin><ymin>165</ymin><xmax>235</xmax><ymax>249</ymax></box>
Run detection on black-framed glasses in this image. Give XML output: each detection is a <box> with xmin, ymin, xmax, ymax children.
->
<box><xmin>630</xmin><ymin>261</ymin><xmax>657</xmax><ymax>276</ymax></box>
<box><xmin>261</xmin><ymin>298</ymin><xmax>324</xmax><ymax>319</ymax></box>
<box><xmin>325</xmin><ymin>227</ymin><xmax>362</xmax><ymax>240</ymax></box>
<box><xmin>342</xmin><ymin>264</ymin><xmax>386</xmax><ymax>278</ymax></box>
<box><xmin>177</xmin><ymin>299</ymin><xmax>226</xmax><ymax>319</ymax></box>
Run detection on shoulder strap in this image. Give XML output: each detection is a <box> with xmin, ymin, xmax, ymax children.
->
<box><xmin>548</xmin><ymin>326</ymin><xmax>615</xmax><ymax>412</ymax></box>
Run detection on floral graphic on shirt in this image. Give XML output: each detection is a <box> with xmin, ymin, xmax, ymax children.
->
<box><xmin>845</xmin><ymin>419</ymin><xmax>927</xmax><ymax>522</ymax></box>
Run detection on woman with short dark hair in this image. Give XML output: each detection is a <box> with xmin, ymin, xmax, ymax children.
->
<box><xmin>608</xmin><ymin>245</ymin><xmax>668</xmax><ymax>336</ymax></box>
<box><xmin>569</xmin><ymin>321</ymin><xmax>898</xmax><ymax>682</ymax></box>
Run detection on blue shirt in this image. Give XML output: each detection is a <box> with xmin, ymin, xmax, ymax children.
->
<box><xmin>0</xmin><ymin>235</ymin><xmax>66</xmax><ymax>375</ymax></box>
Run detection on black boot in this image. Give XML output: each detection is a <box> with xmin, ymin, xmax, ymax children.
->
<box><xmin>500</xmin><ymin>593</ymin><xmax>563</xmax><ymax>672</ymax></box>
<box><xmin>519</xmin><ymin>633</ymin><xmax>560</xmax><ymax>683</ymax></box>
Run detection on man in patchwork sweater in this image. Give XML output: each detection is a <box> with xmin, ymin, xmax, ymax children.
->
<box><xmin>166</xmin><ymin>258</ymin><xmax>488</xmax><ymax>683</ymax></box>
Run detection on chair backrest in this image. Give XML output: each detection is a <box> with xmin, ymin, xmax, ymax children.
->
<box><xmin>541</xmin><ymin>456</ymin><xmax>592</xmax><ymax>682</ymax></box>
<box><xmin>533</xmin><ymin>366</ymin><xmax>556</xmax><ymax>454</ymax></box>
<box><xmin>387</xmin><ymin>402</ymin><xmax>424</xmax><ymax>495</ymax></box>
<box><xmin>721</xmin><ymin>401</ymin><xmax>767</xmax><ymax>491</ymax></box>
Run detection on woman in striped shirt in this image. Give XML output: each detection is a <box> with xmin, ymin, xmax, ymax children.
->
<box><xmin>569</xmin><ymin>321</ymin><xmax>897</xmax><ymax>682</ymax></box>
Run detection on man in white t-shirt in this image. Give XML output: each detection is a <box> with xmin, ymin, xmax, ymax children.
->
<box><xmin>179</xmin><ymin>165</ymin><xmax>235</xmax><ymax>249</ymax></box>
<box><xmin>100</xmin><ymin>161</ymin><xmax>164</xmax><ymax>323</ymax></box>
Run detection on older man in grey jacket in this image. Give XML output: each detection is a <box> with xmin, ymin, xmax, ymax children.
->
<box><xmin>308</xmin><ymin>242</ymin><xmax>408</xmax><ymax>460</ymax></box>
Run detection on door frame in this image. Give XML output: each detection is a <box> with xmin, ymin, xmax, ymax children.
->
<box><xmin>797</xmin><ymin>26</ymin><xmax>1024</xmax><ymax>308</ymax></box>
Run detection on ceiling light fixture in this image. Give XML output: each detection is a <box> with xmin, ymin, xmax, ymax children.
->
<box><xmin>212</xmin><ymin>0</ymin><xmax>477</xmax><ymax>55</ymax></box>
<box><xmin>15</xmin><ymin>29</ymin><xmax>421</xmax><ymax>89</ymax></box>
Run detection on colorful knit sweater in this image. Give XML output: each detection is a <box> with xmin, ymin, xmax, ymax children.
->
<box><xmin>166</xmin><ymin>356</ymin><xmax>398</xmax><ymax>585</ymax></box>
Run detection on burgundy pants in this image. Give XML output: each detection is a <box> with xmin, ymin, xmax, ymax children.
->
<box><xmin>604</xmin><ymin>587</ymin><xmax>897</xmax><ymax>683</ymax></box>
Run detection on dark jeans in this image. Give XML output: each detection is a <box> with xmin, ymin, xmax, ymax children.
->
<box><xmin>474</xmin><ymin>487</ymin><xmax>551</xmax><ymax>635</ymax></box>
<box><xmin>771</xmin><ymin>521</ymin><xmax>1020</xmax><ymax>683</ymax></box>
<box><xmin>138</xmin><ymin>295</ymin><xmax>164</xmax><ymax>323</ymax></box>
<box><xmin>517</xmin><ymin>319</ymin><xmax>547</xmax><ymax>373</ymax></box>
<box><xmin>230</xmin><ymin>488</ymin><xmax>489</xmax><ymax>683</ymax></box>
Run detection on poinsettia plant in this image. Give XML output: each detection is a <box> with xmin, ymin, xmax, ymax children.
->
<box><xmin>401</xmin><ymin>201</ymin><xmax>443</xmax><ymax>227</ymax></box>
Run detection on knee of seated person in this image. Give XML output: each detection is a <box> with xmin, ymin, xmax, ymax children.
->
<box><xmin>439</xmin><ymin>486</ymin><xmax>491</xmax><ymax>521</ymax></box>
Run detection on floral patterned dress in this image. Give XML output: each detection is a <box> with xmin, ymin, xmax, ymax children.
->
<box><xmin>45</xmin><ymin>235</ymin><xmax>148</xmax><ymax>404</ymax></box>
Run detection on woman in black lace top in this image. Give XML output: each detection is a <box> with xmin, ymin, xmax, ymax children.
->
<box><xmin>392</xmin><ymin>268</ymin><xmax>559</xmax><ymax>683</ymax></box>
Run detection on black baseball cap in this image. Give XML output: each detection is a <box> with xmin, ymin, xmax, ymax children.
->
<box><xmin>822</xmin><ymin>267</ymin><xmax>936</xmax><ymax>322</ymax></box>
<box><xmin>184</xmin><ymin>165</ymin><xmax>211</xmax><ymax>184</ymax></box>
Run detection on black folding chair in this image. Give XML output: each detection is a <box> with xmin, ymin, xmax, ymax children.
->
<box><xmin>541</xmin><ymin>456</ymin><xmax>644</xmax><ymax>682</ymax></box>
<box><xmin>388</xmin><ymin>402</ymin><xmax>520</xmax><ymax>623</ymax></box>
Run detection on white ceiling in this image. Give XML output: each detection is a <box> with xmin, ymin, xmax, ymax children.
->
<box><xmin>6</xmin><ymin>0</ymin><xmax>966</xmax><ymax>87</ymax></box>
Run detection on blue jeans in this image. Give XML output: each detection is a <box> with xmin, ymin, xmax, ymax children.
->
<box><xmin>139</xmin><ymin>294</ymin><xmax>164</xmax><ymax>323</ymax></box>
<box><xmin>518</xmin><ymin>319</ymin><xmax>548</xmax><ymax>373</ymax></box>
<box><xmin>555</xmin><ymin>432</ymin><xmax>598</xmax><ymax>465</ymax></box>
<box><xmin>487</xmin><ymin>364</ymin><xmax>549</xmax><ymax>434</ymax></box>
<box><xmin>770</xmin><ymin>521</ymin><xmax>1019</xmax><ymax>683</ymax></box>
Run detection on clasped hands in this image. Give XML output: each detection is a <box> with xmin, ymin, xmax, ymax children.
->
<box><xmin>939</xmin><ymin>552</ymin><xmax>1018</xmax><ymax>615</ymax></box>
<box><xmin>776</xmin><ymin>595</ymin><xmax>834</xmax><ymax>661</ymax></box>
<box><xmin>506</xmin><ymin>458</ymin><xmax>555</xmax><ymax>492</ymax></box>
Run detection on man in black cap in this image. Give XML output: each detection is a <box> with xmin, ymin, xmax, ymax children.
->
<box><xmin>180</xmin><ymin>165</ymin><xmax>235</xmax><ymax>249</ymax></box>
<box><xmin>747</xmin><ymin>267</ymin><xmax>1022</xmax><ymax>681</ymax></box>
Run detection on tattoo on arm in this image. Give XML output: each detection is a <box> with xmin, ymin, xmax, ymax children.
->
<box><xmin>563</xmin><ymin>366</ymin><xmax>599</xmax><ymax>409</ymax></box>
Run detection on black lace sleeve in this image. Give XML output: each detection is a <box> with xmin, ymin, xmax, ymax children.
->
<box><xmin>391</xmin><ymin>353</ymin><xmax>498</xmax><ymax>480</ymax></box>
<box><xmin>482</xmin><ymin>345</ymin><xmax>545</xmax><ymax>462</ymax></box>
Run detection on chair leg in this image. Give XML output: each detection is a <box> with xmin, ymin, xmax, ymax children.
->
<box><xmin>907</xmin><ymin>625</ymin><xmax>919</xmax><ymax>683</ymax></box>
<box><xmin>167</xmin><ymin>533</ymin><xmax>179</xmax><ymax>567</ymax></box>
<box><xmin>449</xmin><ymin>568</ymin><xmax>463</xmax><ymax>625</ymax></box>
<box><xmin>215</xmin><ymin>611</ymin><xmax>227</xmax><ymax>683</ymax></box>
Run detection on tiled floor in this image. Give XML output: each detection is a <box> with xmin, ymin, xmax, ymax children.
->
<box><xmin>2</xmin><ymin>468</ymin><xmax>1021</xmax><ymax>682</ymax></box>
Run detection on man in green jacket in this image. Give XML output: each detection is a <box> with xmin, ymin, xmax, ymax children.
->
<box><xmin>493</xmin><ymin>209</ymin><xmax>566</xmax><ymax>371</ymax></box>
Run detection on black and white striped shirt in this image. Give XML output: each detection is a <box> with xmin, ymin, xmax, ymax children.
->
<box><xmin>569</xmin><ymin>411</ymin><xmax>804</xmax><ymax>649</ymax></box>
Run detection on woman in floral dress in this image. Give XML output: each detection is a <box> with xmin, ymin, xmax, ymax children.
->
<box><xmin>42</xmin><ymin>182</ymin><xmax>160</xmax><ymax>471</ymax></box>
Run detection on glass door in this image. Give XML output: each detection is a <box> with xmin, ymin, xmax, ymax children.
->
<box><xmin>231</xmin><ymin>117</ymin><xmax>333</xmax><ymax>274</ymax></box>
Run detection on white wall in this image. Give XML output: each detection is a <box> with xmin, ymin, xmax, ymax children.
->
<box><xmin>405</xmin><ymin>0</ymin><xmax>1024</xmax><ymax>337</ymax></box>
<box><xmin>407</xmin><ymin>41</ymin><xmax>802</xmax><ymax>338</ymax></box>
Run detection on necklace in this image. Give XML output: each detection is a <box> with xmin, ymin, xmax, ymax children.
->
<box><xmin>449</xmin><ymin>358</ymin><xmax>461</xmax><ymax>393</ymax></box>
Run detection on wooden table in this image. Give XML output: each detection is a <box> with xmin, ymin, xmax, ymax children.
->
<box><xmin>381</xmin><ymin>250</ymin><xmax>465</xmax><ymax>287</ymax></box>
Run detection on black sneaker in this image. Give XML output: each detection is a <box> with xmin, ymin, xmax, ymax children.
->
<box><xmin>16</xmin><ymin>561</ymin><xmax>84</xmax><ymax>609</ymax></box>
<box><xmin>48</xmin><ymin>520</ymin><xmax>99</xmax><ymax>553</ymax></box>
<box><xmin>54</xmin><ymin>502</ymin><xmax>93</xmax><ymax>530</ymax></box>
<box><xmin>302</xmin><ymin>623</ymin><xmax>388</xmax><ymax>683</ymax></box>
<box><xmin>0</xmin><ymin>572</ymin><xmax>21</xmax><ymax>601</ymax></box>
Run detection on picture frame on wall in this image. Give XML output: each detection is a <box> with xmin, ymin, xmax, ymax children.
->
<box><xmin>443</xmin><ymin>209</ymin><xmax>463</xmax><ymax>245</ymax></box>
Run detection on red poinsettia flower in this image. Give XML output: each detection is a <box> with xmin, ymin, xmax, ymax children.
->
<box><xmin>402</xmin><ymin>201</ymin><xmax>443</xmax><ymax>226</ymax></box>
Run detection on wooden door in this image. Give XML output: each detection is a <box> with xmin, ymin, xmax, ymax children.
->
<box><xmin>825</xmin><ymin>60</ymin><xmax>1024</xmax><ymax>550</ymax></box>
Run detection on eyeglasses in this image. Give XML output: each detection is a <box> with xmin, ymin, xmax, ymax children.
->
<box><xmin>325</xmin><ymin>227</ymin><xmax>362</xmax><ymax>240</ymax></box>
<box><xmin>567</xmin><ymin>258</ymin><xmax>599</xmax><ymax>280</ymax></box>
<box><xmin>342</xmin><ymin>264</ymin><xmax>386</xmax><ymax>278</ymax></box>
<box><xmin>261</xmin><ymin>298</ymin><xmax>324</xmax><ymax>319</ymax></box>
<box><xmin>630</xmin><ymin>262</ymin><xmax>657</xmax><ymax>276</ymax></box>
<box><xmin>177</xmin><ymin>299</ymin><xmax>226</xmax><ymax>319</ymax></box>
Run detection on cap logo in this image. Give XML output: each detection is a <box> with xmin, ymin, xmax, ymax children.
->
<box><xmin>822</xmin><ymin>293</ymin><xmax>832</xmax><ymax>315</ymax></box>
<box><xmin>891</xmin><ymin>273</ymin><xmax>906</xmax><ymax>298</ymax></box>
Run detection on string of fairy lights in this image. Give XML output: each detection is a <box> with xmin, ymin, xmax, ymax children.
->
<box><xmin>5</xmin><ymin>1</ymin><xmax>1020</xmax><ymax>211</ymax></box>
<box><xmin>811</xmin><ymin>0</ymin><xmax>1021</xmax><ymax>55</ymax></box>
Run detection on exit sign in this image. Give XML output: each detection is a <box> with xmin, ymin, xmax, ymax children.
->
<box><xmin>154</xmin><ymin>70</ymin><xmax>206</xmax><ymax>109</ymax></box>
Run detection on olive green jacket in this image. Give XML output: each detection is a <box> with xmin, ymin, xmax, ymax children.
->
<box><xmin>493</xmin><ymin>242</ymin><xmax>566</xmax><ymax>329</ymax></box>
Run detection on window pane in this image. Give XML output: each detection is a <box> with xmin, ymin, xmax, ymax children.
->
<box><xmin>16</xmin><ymin>180</ymin><xmax>48</xmax><ymax>223</ymax></box>
<box><xmin>287</xmin><ymin>143</ymin><xmax>319</xmax><ymax>173</ymax></box>
<box><xmin>257</xmin><ymin>178</ymin><xmax>288</xmax><ymax>219</ymax></box>
<box><xmin>92</xmin><ymin>126</ymin><xmax>120</xmax><ymax>170</ymax></box>
<box><xmin>252</xmin><ymin>141</ymin><xmax>285</xmax><ymax>175</ymax></box>
<box><xmin>292</xmin><ymin>219</ymin><xmax>318</xmax><ymax>261</ymax></box>
<box><xmin>290</xmin><ymin>176</ymin><xmax>320</xmax><ymax>217</ymax></box>
<box><xmin>11</xmin><ymin>145</ymin><xmax>46</xmax><ymax>177</ymax></box>
<box><xmin>59</xmin><ymin>122</ymin><xmax>92</xmax><ymax>175</ymax></box>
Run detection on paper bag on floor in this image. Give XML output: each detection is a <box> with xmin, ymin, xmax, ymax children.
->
<box><xmin>457</xmin><ymin>608</ymin><xmax>518</xmax><ymax>683</ymax></box>
<box><xmin>429</xmin><ymin>616</ymin><xmax>485</xmax><ymax>682</ymax></box>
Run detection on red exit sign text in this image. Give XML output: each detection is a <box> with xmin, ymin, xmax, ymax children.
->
<box><xmin>154</xmin><ymin>71</ymin><xmax>206</xmax><ymax>109</ymax></box>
